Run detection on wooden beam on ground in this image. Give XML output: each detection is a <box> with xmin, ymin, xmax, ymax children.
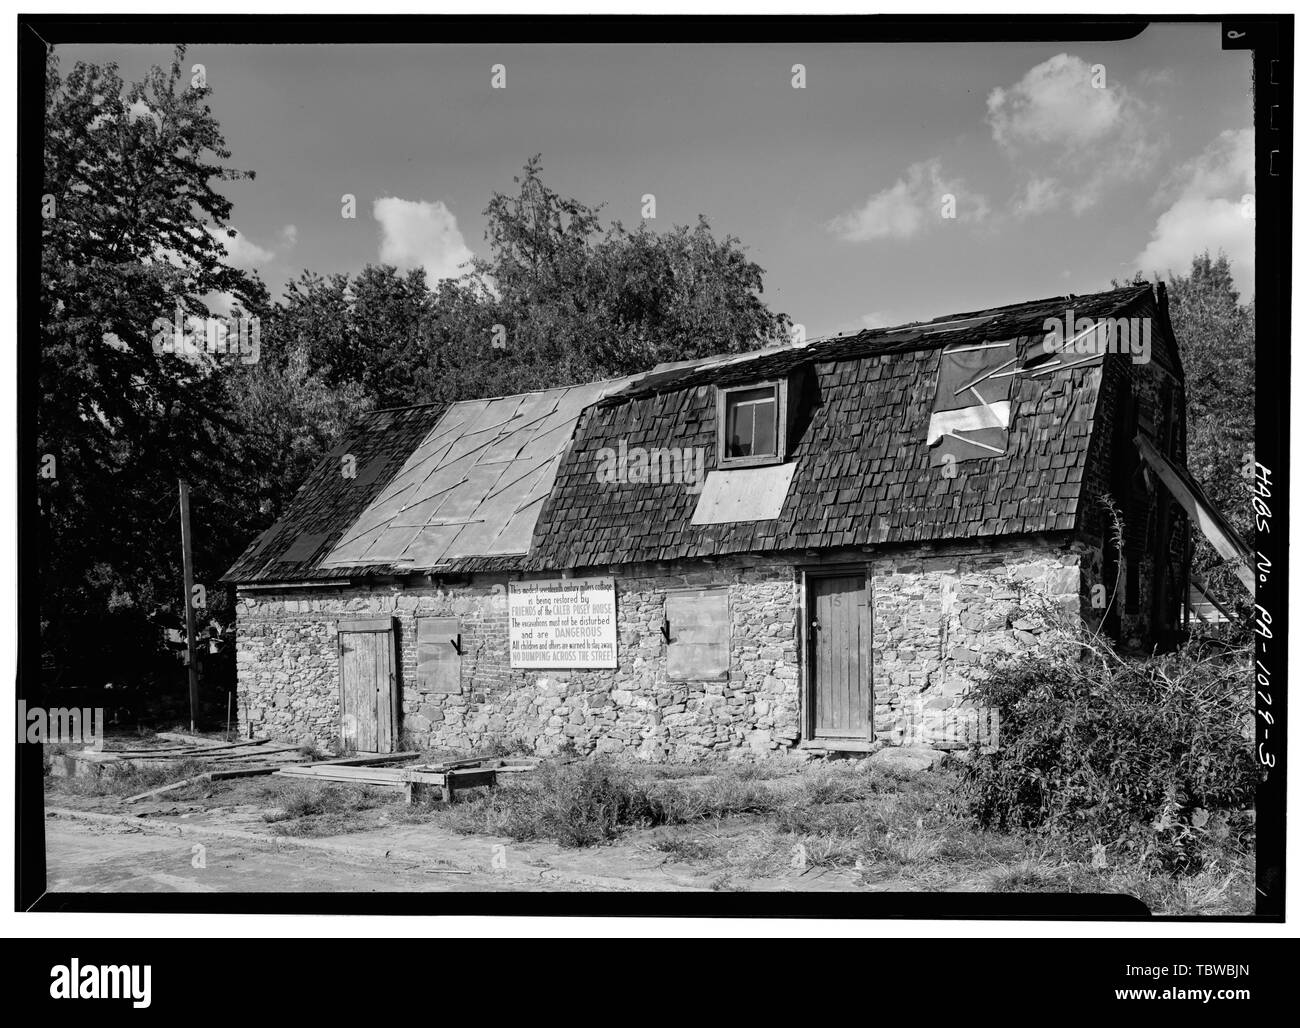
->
<box><xmin>277</xmin><ymin>765</ymin><xmax>449</xmax><ymax>785</ymax></box>
<box><xmin>209</xmin><ymin>764</ymin><xmax>290</xmax><ymax>781</ymax></box>
<box><xmin>124</xmin><ymin>774</ymin><xmax>212</xmax><ymax>803</ymax></box>
<box><xmin>153</xmin><ymin>734</ymin><xmax>271</xmax><ymax>751</ymax></box>
<box><xmin>152</xmin><ymin>732</ymin><xmax>226</xmax><ymax>748</ymax></box>
<box><xmin>117</xmin><ymin>743</ymin><xmax>296</xmax><ymax>763</ymax></box>
<box><xmin>299</xmin><ymin>751</ymin><xmax>421</xmax><ymax>769</ymax></box>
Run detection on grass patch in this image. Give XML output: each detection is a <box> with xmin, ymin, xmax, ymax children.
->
<box><xmin>429</xmin><ymin>757</ymin><xmax>790</xmax><ymax>847</ymax></box>
<box><xmin>262</xmin><ymin>782</ymin><xmax>396</xmax><ymax>837</ymax></box>
<box><xmin>50</xmin><ymin>757</ymin><xmax>210</xmax><ymax>798</ymax></box>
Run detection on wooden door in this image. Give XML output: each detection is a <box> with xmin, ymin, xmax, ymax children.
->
<box><xmin>808</xmin><ymin>574</ymin><xmax>872</xmax><ymax>739</ymax></box>
<box><xmin>338</xmin><ymin>618</ymin><xmax>397</xmax><ymax>752</ymax></box>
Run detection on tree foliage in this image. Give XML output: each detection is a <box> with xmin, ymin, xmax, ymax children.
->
<box><xmin>266</xmin><ymin>155</ymin><xmax>792</xmax><ymax>409</ymax></box>
<box><xmin>965</xmin><ymin>631</ymin><xmax>1257</xmax><ymax>874</ymax></box>
<box><xmin>39</xmin><ymin>46</ymin><xmax>267</xmax><ymax>683</ymax></box>
<box><xmin>1165</xmin><ymin>252</ymin><xmax>1255</xmax><ymax>602</ymax></box>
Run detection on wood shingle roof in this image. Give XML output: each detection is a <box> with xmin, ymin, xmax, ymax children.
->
<box><xmin>224</xmin><ymin>283</ymin><xmax>1159</xmax><ymax>584</ymax></box>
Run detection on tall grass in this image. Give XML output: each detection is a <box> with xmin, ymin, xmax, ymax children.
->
<box><xmin>435</xmin><ymin>757</ymin><xmax>787</xmax><ymax>847</ymax></box>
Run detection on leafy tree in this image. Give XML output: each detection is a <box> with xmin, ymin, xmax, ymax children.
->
<box><xmin>1165</xmin><ymin>252</ymin><xmax>1255</xmax><ymax>602</ymax></box>
<box><xmin>265</xmin><ymin>155</ymin><xmax>792</xmax><ymax>411</ymax></box>
<box><xmin>40</xmin><ymin>45</ymin><xmax>266</xmax><ymax>686</ymax></box>
<box><xmin>222</xmin><ymin>345</ymin><xmax>371</xmax><ymax>525</ymax></box>
<box><xmin>470</xmin><ymin>155</ymin><xmax>792</xmax><ymax>383</ymax></box>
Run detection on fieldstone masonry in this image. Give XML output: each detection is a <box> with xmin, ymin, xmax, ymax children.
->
<box><xmin>235</xmin><ymin>539</ymin><xmax>1082</xmax><ymax>760</ymax></box>
<box><xmin>870</xmin><ymin>544</ymin><xmax>1080</xmax><ymax>749</ymax></box>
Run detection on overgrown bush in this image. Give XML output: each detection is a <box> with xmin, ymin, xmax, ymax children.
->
<box><xmin>502</xmin><ymin>758</ymin><xmax>673</xmax><ymax>846</ymax></box>
<box><xmin>438</xmin><ymin>757</ymin><xmax>784</xmax><ymax>847</ymax></box>
<box><xmin>963</xmin><ymin>634</ymin><xmax>1258</xmax><ymax>873</ymax></box>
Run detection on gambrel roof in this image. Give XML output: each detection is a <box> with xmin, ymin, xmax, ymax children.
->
<box><xmin>224</xmin><ymin>282</ymin><xmax>1168</xmax><ymax>584</ymax></box>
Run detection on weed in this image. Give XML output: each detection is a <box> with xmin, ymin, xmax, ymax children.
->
<box><xmin>963</xmin><ymin>619</ymin><xmax>1257</xmax><ymax>873</ymax></box>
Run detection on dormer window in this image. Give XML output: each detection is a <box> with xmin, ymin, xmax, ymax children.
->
<box><xmin>717</xmin><ymin>380</ymin><xmax>788</xmax><ymax>468</ymax></box>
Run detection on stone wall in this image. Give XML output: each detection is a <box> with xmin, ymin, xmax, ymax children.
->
<box><xmin>235</xmin><ymin>540</ymin><xmax>1081</xmax><ymax>760</ymax></box>
<box><xmin>869</xmin><ymin>544</ymin><xmax>1080</xmax><ymax>749</ymax></box>
<box><xmin>236</xmin><ymin>561</ymin><xmax>801</xmax><ymax>762</ymax></box>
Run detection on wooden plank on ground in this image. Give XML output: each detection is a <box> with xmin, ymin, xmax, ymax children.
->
<box><xmin>299</xmin><ymin>751</ymin><xmax>421</xmax><ymax>769</ymax></box>
<box><xmin>124</xmin><ymin>775</ymin><xmax>212</xmax><ymax>803</ymax></box>
<box><xmin>197</xmin><ymin>745</ymin><xmax>305</xmax><ymax>764</ymax></box>
<box><xmin>210</xmin><ymin>765</ymin><xmax>292</xmax><ymax>781</ymax></box>
<box><xmin>272</xmin><ymin>770</ymin><xmax>406</xmax><ymax>789</ymax></box>
<box><xmin>155</xmin><ymin>733</ymin><xmax>270</xmax><ymax>750</ymax></box>
<box><xmin>116</xmin><ymin>740</ymin><xmax>276</xmax><ymax>760</ymax></box>
<box><xmin>277</xmin><ymin>765</ymin><xmax>452</xmax><ymax>785</ymax></box>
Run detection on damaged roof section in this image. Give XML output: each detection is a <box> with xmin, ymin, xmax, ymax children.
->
<box><xmin>318</xmin><ymin>379</ymin><xmax>633</xmax><ymax>571</ymax></box>
<box><xmin>222</xmin><ymin>402</ymin><xmax>449</xmax><ymax>583</ymax></box>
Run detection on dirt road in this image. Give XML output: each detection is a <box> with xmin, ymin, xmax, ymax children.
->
<box><xmin>44</xmin><ymin>812</ymin><xmax>573</xmax><ymax>892</ymax></box>
<box><xmin>43</xmin><ymin>807</ymin><xmax>867</xmax><ymax>893</ymax></box>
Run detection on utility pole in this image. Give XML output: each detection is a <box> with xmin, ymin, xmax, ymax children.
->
<box><xmin>179</xmin><ymin>479</ymin><xmax>200</xmax><ymax>732</ymax></box>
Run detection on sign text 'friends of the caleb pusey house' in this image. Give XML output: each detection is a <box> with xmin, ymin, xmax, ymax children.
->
<box><xmin>508</xmin><ymin>577</ymin><xmax>617</xmax><ymax>669</ymax></box>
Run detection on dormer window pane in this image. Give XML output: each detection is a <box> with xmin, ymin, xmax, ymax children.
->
<box><xmin>726</xmin><ymin>387</ymin><xmax>777</xmax><ymax>459</ymax></box>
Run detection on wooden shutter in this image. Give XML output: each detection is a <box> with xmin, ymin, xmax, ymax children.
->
<box><xmin>665</xmin><ymin>589</ymin><xmax>730</xmax><ymax>681</ymax></box>
<box><xmin>417</xmin><ymin>616</ymin><xmax>462</xmax><ymax>695</ymax></box>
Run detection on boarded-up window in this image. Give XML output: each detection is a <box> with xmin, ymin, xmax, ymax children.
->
<box><xmin>665</xmin><ymin>589</ymin><xmax>730</xmax><ymax>681</ymax></box>
<box><xmin>417</xmin><ymin>616</ymin><xmax>461</xmax><ymax>694</ymax></box>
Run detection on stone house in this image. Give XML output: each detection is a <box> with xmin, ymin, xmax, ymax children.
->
<box><xmin>223</xmin><ymin>282</ymin><xmax>1218</xmax><ymax>761</ymax></box>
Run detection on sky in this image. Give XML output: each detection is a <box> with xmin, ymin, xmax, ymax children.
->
<box><xmin>62</xmin><ymin>24</ymin><xmax>1255</xmax><ymax>339</ymax></box>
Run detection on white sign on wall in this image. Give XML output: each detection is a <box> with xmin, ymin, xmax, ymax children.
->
<box><xmin>508</xmin><ymin>577</ymin><xmax>618</xmax><ymax>669</ymax></box>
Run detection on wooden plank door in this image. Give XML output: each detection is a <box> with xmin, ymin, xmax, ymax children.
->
<box><xmin>809</xmin><ymin>574</ymin><xmax>872</xmax><ymax>739</ymax></box>
<box><xmin>338</xmin><ymin>618</ymin><xmax>397</xmax><ymax>752</ymax></box>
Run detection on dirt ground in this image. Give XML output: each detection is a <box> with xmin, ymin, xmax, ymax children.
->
<box><xmin>39</xmin><ymin>755</ymin><xmax>1254</xmax><ymax>910</ymax></box>
<box><xmin>42</xmin><ymin>765</ymin><xmax>907</xmax><ymax>893</ymax></box>
<box><xmin>44</xmin><ymin>813</ymin><xmax>570</xmax><ymax>892</ymax></box>
<box><xmin>43</xmin><ymin>803</ymin><xmax>879</xmax><ymax>893</ymax></box>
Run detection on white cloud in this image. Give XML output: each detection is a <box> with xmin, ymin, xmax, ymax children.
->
<box><xmin>828</xmin><ymin>159</ymin><xmax>989</xmax><ymax>242</ymax></box>
<box><xmin>1135</xmin><ymin>128</ymin><xmax>1255</xmax><ymax>299</ymax></box>
<box><xmin>988</xmin><ymin>53</ymin><xmax>1132</xmax><ymax>151</ymax></box>
<box><xmin>205</xmin><ymin>224</ymin><xmax>297</xmax><ymax>268</ymax></box>
<box><xmin>1011</xmin><ymin>176</ymin><xmax>1065</xmax><ymax>218</ymax></box>
<box><xmin>149</xmin><ymin>224</ymin><xmax>293</xmax><ymax>295</ymax></box>
<box><xmin>373</xmin><ymin>196</ymin><xmax>474</xmax><ymax>284</ymax></box>
<box><xmin>211</xmin><ymin>228</ymin><xmax>275</xmax><ymax>267</ymax></box>
<box><xmin>988</xmin><ymin>53</ymin><xmax>1160</xmax><ymax>215</ymax></box>
<box><xmin>204</xmin><ymin>291</ymin><xmax>239</xmax><ymax>317</ymax></box>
